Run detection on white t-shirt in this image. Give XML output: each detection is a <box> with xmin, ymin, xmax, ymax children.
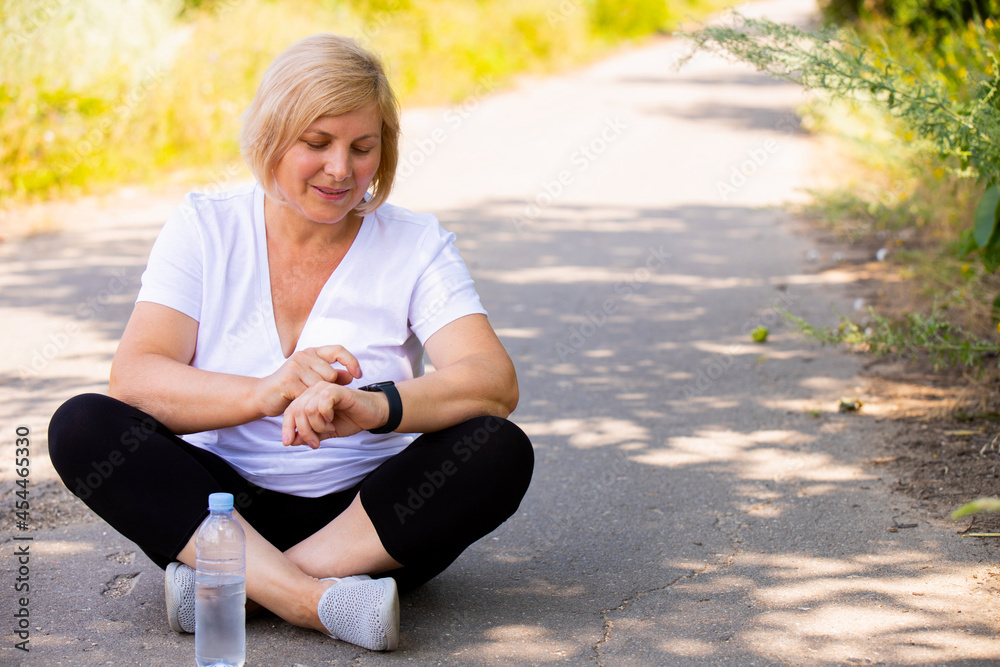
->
<box><xmin>136</xmin><ymin>183</ymin><xmax>487</xmax><ymax>497</ymax></box>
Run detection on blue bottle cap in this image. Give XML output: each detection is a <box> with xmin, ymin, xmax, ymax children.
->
<box><xmin>208</xmin><ymin>492</ymin><xmax>234</xmax><ymax>511</ymax></box>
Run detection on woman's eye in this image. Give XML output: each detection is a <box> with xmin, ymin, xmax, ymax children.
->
<box><xmin>305</xmin><ymin>142</ymin><xmax>326</xmax><ymax>150</ymax></box>
<box><xmin>352</xmin><ymin>147</ymin><xmax>373</xmax><ymax>155</ymax></box>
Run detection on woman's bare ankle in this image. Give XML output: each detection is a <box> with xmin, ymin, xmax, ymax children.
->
<box><xmin>251</xmin><ymin>577</ymin><xmax>334</xmax><ymax>632</ymax></box>
<box><xmin>294</xmin><ymin>579</ymin><xmax>336</xmax><ymax>632</ymax></box>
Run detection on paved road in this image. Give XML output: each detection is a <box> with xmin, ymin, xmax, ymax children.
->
<box><xmin>2</xmin><ymin>0</ymin><xmax>999</xmax><ymax>664</ymax></box>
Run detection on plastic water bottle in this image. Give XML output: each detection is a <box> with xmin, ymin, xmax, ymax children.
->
<box><xmin>195</xmin><ymin>492</ymin><xmax>246</xmax><ymax>667</ymax></box>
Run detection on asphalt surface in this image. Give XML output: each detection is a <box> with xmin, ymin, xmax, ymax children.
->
<box><xmin>2</xmin><ymin>0</ymin><xmax>999</xmax><ymax>664</ymax></box>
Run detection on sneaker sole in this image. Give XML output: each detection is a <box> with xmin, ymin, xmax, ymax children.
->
<box><xmin>381</xmin><ymin>578</ymin><xmax>400</xmax><ymax>651</ymax></box>
<box><xmin>164</xmin><ymin>562</ymin><xmax>189</xmax><ymax>634</ymax></box>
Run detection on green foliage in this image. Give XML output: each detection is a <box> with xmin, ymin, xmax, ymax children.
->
<box><xmin>587</xmin><ymin>0</ymin><xmax>672</xmax><ymax>38</ymax></box>
<box><xmin>973</xmin><ymin>184</ymin><xmax>1000</xmax><ymax>270</ymax></box>
<box><xmin>973</xmin><ymin>184</ymin><xmax>1000</xmax><ymax>248</ymax></box>
<box><xmin>0</xmin><ymin>0</ymin><xmax>184</xmax><ymax>199</ymax></box>
<box><xmin>0</xmin><ymin>0</ymin><xmax>736</xmax><ymax>205</ymax></box>
<box><xmin>1</xmin><ymin>0</ymin><xmax>725</xmax><ymax>205</ymax></box>
<box><xmin>685</xmin><ymin>17</ymin><xmax>1000</xmax><ymax>187</ymax></box>
<box><xmin>783</xmin><ymin>307</ymin><xmax>1000</xmax><ymax>370</ymax></box>
<box><xmin>687</xmin><ymin>13</ymin><xmax>1000</xmax><ymax>346</ymax></box>
<box><xmin>178</xmin><ymin>0</ymin><xmax>231</xmax><ymax>15</ymax></box>
<box><xmin>821</xmin><ymin>0</ymin><xmax>999</xmax><ymax>37</ymax></box>
<box><xmin>952</xmin><ymin>496</ymin><xmax>1000</xmax><ymax>517</ymax></box>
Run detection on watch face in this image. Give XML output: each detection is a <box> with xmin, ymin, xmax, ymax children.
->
<box><xmin>361</xmin><ymin>381</ymin><xmax>393</xmax><ymax>391</ymax></box>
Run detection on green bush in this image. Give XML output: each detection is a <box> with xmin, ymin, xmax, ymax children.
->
<box><xmin>687</xmin><ymin>10</ymin><xmax>1000</xmax><ymax>367</ymax></box>
<box><xmin>588</xmin><ymin>0</ymin><xmax>672</xmax><ymax>38</ymax></box>
<box><xmin>0</xmin><ymin>0</ymin><xmax>183</xmax><ymax>198</ymax></box>
<box><xmin>821</xmin><ymin>0</ymin><xmax>999</xmax><ymax>34</ymax></box>
<box><xmin>686</xmin><ymin>15</ymin><xmax>1000</xmax><ymax>253</ymax></box>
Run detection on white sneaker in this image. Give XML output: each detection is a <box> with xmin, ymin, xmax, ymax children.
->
<box><xmin>317</xmin><ymin>576</ymin><xmax>400</xmax><ymax>651</ymax></box>
<box><xmin>165</xmin><ymin>562</ymin><xmax>196</xmax><ymax>633</ymax></box>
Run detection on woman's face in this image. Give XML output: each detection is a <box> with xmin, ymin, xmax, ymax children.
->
<box><xmin>271</xmin><ymin>104</ymin><xmax>382</xmax><ymax>227</ymax></box>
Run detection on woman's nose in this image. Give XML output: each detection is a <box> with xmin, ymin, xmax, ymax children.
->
<box><xmin>324</xmin><ymin>148</ymin><xmax>351</xmax><ymax>180</ymax></box>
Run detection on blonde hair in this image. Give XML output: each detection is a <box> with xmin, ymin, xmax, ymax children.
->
<box><xmin>240</xmin><ymin>34</ymin><xmax>399</xmax><ymax>215</ymax></box>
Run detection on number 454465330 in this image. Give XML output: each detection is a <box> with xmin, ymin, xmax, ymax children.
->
<box><xmin>14</xmin><ymin>426</ymin><xmax>29</xmax><ymax>522</ymax></box>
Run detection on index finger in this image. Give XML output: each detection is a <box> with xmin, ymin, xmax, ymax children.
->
<box><xmin>313</xmin><ymin>345</ymin><xmax>362</xmax><ymax>379</ymax></box>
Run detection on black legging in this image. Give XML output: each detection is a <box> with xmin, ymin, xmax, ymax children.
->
<box><xmin>48</xmin><ymin>394</ymin><xmax>533</xmax><ymax>591</ymax></box>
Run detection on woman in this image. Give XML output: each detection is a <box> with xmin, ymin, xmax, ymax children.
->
<box><xmin>48</xmin><ymin>34</ymin><xmax>533</xmax><ymax>652</ymax></box>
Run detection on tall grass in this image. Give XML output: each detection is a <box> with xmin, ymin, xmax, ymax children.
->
<box><xmin>1</xmin><ymin>0</ymin><xmax>185</xmax><ymax>197</ymax></box>
<box><xmin>1</xmin><ymin>0</ymin><xmax>727</xmax><ymax>206</ymax></box>
<box><xmin>794</xmin><ymin>11</ymin><xmax>1000</xmax><ymax>340</ymax></box>
<box><xmin>687</xmin><ymin>3</ymin><xmax>1000</xmax><ymax>369</ymax></box>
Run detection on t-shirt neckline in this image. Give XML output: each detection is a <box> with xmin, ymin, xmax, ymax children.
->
<box><xmin>253</xmin><ymin>184</ymin><xmax>374</xmax><ymax>361</ymax></box>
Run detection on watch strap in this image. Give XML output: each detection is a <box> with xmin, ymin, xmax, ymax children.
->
<box><xmin>358</xmin><ymin>381</ymin><xmax>402</xmax><ymax>434</ymax></box>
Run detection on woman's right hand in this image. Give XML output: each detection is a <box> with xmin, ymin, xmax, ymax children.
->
<box><xmin>254</xmin><ymin>345</ymin><xmax>362</xmax><ymax>417</ymax></box>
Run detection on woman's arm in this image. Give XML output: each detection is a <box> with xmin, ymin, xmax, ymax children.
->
<box><xmin>396</xmin><ymin>313</ymin><xmax>518</xmax><ymax>430</ymax></box>
<box><xmin>280</xmin><ymin>313</ymin><xmax>518</xmax><ymax>447</ymax></box>
<box><xmin>110</xmin><ymin>302</ymin><xmax>360</xmax><ymax>434</ymax></box>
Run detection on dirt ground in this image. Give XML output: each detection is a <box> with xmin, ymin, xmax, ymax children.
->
<box><xmin>866</xmin><ymin>361</ymin><xmax>1000</xmax><ymax>534</ymax></box>
<box><xmin>800</xmin><ymin>223</ymin><xmax>1000</xmax><ymax>541</ymax></box>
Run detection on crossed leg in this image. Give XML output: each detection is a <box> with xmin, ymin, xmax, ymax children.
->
<box><xmin>49</xmin><ymin>395</ymin><xmax>533</xmax><ymax>638</ymax></box>
<box><xmin>174</xmin><ymin>494</ymin><xmax>402</xmax><ymax>631</ymax></box>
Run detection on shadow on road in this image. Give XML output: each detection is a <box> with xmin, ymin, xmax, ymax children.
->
<box><xmin>384</xmin><ymin>200</ymin><xmax>999</xmax><ymax>665</ymax></box>
<box><xmin>2</xmin><ymin>199</ymin><xmax>997</xmax><ymax>665</ymax></box>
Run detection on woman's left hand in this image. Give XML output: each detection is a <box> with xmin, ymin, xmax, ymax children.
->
<box><xmin>281</xmin><ymin>383</ymin><xmax>388</xmax><ymax>449</ymax></box>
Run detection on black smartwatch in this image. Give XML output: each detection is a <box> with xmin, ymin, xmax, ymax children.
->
<box><xmin>358</xmin><ymin>381</ymin><xmax>402</xmax><ymax>434</ymax></box>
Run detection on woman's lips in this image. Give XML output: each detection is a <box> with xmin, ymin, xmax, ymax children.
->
<box><xmin>312</xmin><ymin>185</ymin><xmax>349</xmax><ymax>200</ymax></box>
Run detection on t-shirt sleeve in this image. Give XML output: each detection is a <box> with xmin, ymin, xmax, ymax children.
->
<box><xmin>135</xmin><ymin>198</ymin><xmax>203</xmax><ymax>322</ymax></box>
<box><xmin>408</xmin><ymin>225</ymin><xmax>487</xmax><ymax>343</ymax></box>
